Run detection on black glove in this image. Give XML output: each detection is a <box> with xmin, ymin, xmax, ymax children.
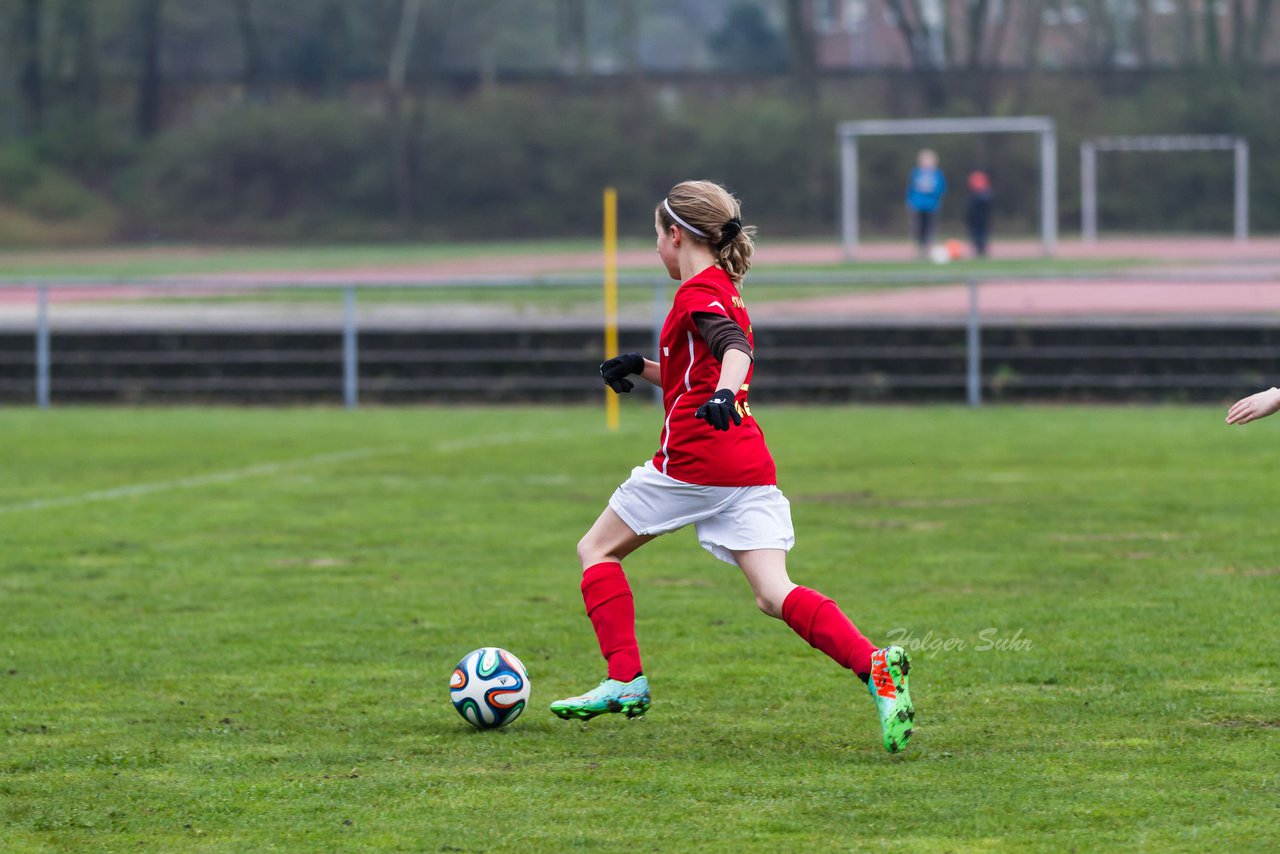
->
<box><xmin>600</xmin><ymin>352</ymin><xmax>645</xmax><ymax>393</ymax></box>
<box><xmin>694</xmin><ymin>388</ymin><xmax>742</xmax><ymax>431</ymax></box>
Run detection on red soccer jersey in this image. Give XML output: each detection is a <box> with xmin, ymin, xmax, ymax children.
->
<box><xmin>650</xmin><ymin>265</ymin><xmax>777</xmax><ymax>486</ymax></box>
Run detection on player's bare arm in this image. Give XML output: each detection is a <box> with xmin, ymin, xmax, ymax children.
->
<box><xmin>1225</xmin><ymin>386</ymin><xmax>1280</xmax><ymax>425</ymax></box>
<box><xmin>640</xmin><ymin>358</ymin><xmax>660</xmax><ymax>386</ymax></box>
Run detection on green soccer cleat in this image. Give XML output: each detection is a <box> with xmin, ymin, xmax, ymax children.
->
<box><xmin>550</xmin><ymin>675</ymin><xmax>651</xmax><ymax>721</ymax></box>
<box><xmin>867</xmin><ymin>646</ymin><xmax>914</xmax><ymax>753</ymax></box>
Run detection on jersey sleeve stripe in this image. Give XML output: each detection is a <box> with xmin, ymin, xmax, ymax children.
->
<box><xmin>658</xmin><ymin>330</ymin><xmax>698</xmax><ymax>476</ymax></box>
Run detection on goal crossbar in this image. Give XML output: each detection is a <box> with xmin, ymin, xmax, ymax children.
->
<box><xmin>837</xmin><ymin>116</ymin><xmax>1058</xmax><ymax>259</ymax></box>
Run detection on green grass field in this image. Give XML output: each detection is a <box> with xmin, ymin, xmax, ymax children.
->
<box><xmin>2</xmin><ymin>406</ymin><xmax>1278</xmax><ymax>851</ymax></box>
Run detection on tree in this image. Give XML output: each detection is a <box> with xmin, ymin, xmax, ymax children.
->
<box><xmin>287</xmin><ymin>0</ymin><xmax>351</xmax><ymax>94</ymax></box>
<box><xmin>387</xmin><ymin>0</ymin><xmax>421</xmax><ymax>228</ymax></box>
<box><xmin>135</xmin><ymin>0</ymin><xmax>163</xmax><ymax>137</ymax></box>
<box><xmin>232</xmin><ymin>0</ymin><xmax>265</xmax><ymax>97</ymax></box>
<box><xmin>784</xmin><ymin>0</ymin><xmax>824</xmax><ymax>221</ymax></box>
<box><xmin>1203</xmin><ymin>0</ymin><xmax>1221</xmax><ymax>65</ymax></box>
<box><xmin>879</xmin><ymin>0</ymin><xmax>948</xmax><ymax>106</ymax></box>
<box><xmin>964</xmin><ymin>0</ymin><xmax>993</xmax><ymax>68</ymax></box>
<box><xmin>556</xmin><ymin>0</ymin><xmax>588</xmax><ymax>76</ymax></box>
<box><xmin>48</xmin><ymin>0</ymin><xmax>99</xmax><ymax>113</ymax></box>
<box><xmin>16</xmin><ymin>0</ymin><xmax>43</xmax><ymax>134</ymax></box>
<box><xmin>1132</xmin><ymin>0</ymin><xmax>1152</xmax><ymax>67</ymax></box>
<box><xmin>617</xmin><ymin>0</ymin><xmax>641</xmax><ymax>80</ymax></box>
<box><xmin>881</xmin><ymin>0</ymin><xmax>949</xmax><ymax>69</ymax></box>
<box><xmin>1176</xmin><ymin>0</ymin><xmax>1197</xmax><ymax>65</ymax></box>
<box><xmin>1251</xmin><ymin>0</ymin><xmax>1276</xmax><ymax>64</ymax></box>
<box><xmin>1011</xmin><ymin>0</ymin><xmax>1045</xmax><ymax>113</ymax></box>
<box><xmin>713</xmin><ymin>2</ymin><xmax>788</xmax><ymax>71</ymax></box>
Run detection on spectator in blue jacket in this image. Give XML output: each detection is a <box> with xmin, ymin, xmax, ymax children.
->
<box><xmin>906</xmin><ymin>149</ymin><xmax>946</xmax><ymax>258</ymax></box>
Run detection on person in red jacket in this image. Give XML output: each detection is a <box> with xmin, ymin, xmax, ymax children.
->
<box><xmin>549</xmin><ymin>179</ymin><xmax>916</xmax><ymax>753</ymax></box>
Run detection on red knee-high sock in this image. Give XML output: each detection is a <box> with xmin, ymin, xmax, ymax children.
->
<box><xmin>781</xmin><ymin>586</ymin><xmax>877</xmax><ymax>678</ymax></box>
<box><xmin>581</xmin><ymin>562</ymin><xmax>643</xmax><ymax>682</ymax></box>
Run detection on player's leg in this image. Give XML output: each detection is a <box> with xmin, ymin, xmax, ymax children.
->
<box><xmin>732</xmin><ymin>547</ymin><xmax>796</xmax><ymax>618</ymax></box>
<box><xmin>576</xmin><ymin>506</ymin><xmax>652</xmax><ymax>685</ymax></box>
<box><xmin>551</xmin><ymin>507</ymin><xmax>654</xmax><ymax>721</ymax></box>
<box><xmin>734</xmin><ymin>548</ymin><xmax>915</xmax><ymax>753</ymax></box>
<box><xmin>733</xmin><ymin>547</ymin><xmax>875</xmax><ymax>676</ymax></box>
<box><xmin>577</xmin><ymin>504</ymin><xmax>654</xmax><ymax>568</ymax></box>
<box><xmin>914</xmin><ymin>210</ymin><xmax>929</xmax><ymax>254</ymax></box>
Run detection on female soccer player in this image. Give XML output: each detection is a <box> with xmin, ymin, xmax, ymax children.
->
<box><xmin>549</xmin><ymin>180</ymin><xmax>915</xmax><ymax>753</ymax></box>
<box><xmin>1226</xmin><ymin>386</ymin><xmax>1280</xmax><ymax>425</ymax></box>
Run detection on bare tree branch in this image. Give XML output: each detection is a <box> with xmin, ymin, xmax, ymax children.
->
<box><xmin>881</xmin><ymin>0</ymin><xmax>925</xmax><ymax>66</ymax></box>
<box><xmin>1230</xmin><ymin>0</ymin><xmax>1247</xmax><ymax>64</ymax></box>
<box><xmin>17</xmin><ymin>0</ymin><xmax>44</xmax><ymax>134</ymax></box>
<box><xmin>1176</xmin><ymin>0</ymin><xmax>1198</xmax><ymax>65</ymax></box>
<box><xmin>1252</xmin><ymin>0</ymin><xmax>1276</xmax><ymax>62</ymax></box>
<box><xmin>388</xmin><ymin>0</ymin><xmax>421</xmax><ymax>93</ymax></box>
<box><xmin>135</xmin><ymin>0</ymin><xmax>164</xmax><ymax>138</ymax></box>
<box><xmin>232</xmin><ymin>0</ymin><xmax>265</xmax><ymax>96</ymax></box>
<box><xmin>1203</xmin><ymin>0</ymin><xmax>1221</xmax><ymax>64</ymax></box>
<box><xmin>1133</xmin><ymin>0</ymin><xmax>1152</xmax><ymax>66</ymax></box>
<box><xmin>1012</xmin><ymin>0</ymin><xmax>1044</xmax><ymax>112</ymax></box>
<box><xmin>388</xmin><ymin>0</ymin><xmax>422</xmax><ymax>228</ymax></box>
<box><xmin>965</xmin><ymin>0</ymin><xmax>992</xmax><ymax>68</ymax></box>
<box><xmin>985</xmin><ymin>0</ymin><xmax>1014</xmax><ymax>68</ymax></box>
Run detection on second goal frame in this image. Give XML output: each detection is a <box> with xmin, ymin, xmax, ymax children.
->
<box><xmin>1080</xmin><ymin>135</ymin><xmax>1249</xmax><ymax>243</ymax></box>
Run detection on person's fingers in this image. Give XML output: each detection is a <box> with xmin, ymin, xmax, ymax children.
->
<box><xmin>1228</xmin><ymin>406</ymin><xmax>1255</xmax><ymax>425</ymax></box>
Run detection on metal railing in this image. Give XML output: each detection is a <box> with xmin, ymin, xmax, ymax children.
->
<box><xmin>3</xmin><ymin>269</ymin><xmax>1279</xmax><ymax>407</ymax></box>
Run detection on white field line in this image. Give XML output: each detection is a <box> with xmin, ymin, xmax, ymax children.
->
<box><xmin>0</xmin><ymin>427</ymin><xmax>598</xmax><ymax>515</ymax></box>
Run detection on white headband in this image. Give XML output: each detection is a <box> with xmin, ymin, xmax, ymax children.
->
<box><xmin>663</xmin><ymin>198</ymin><xmax>709</xmax><ymax>238</ymax></box>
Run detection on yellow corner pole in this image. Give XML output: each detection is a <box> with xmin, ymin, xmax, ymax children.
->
<box><xmin>603</xmin><ymin>187</ymin><xmax>620</xmax><ymax>431</ymax></box>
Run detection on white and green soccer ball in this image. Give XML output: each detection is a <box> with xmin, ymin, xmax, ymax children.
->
<box><xmin>449</xmin><ymin>647</ymin><xmax>530</xmax><ymax>729</ymax></box>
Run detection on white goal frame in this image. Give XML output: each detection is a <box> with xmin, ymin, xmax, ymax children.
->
<box><xmin>838</xmin><ymin>116</ymin><xmax>1058</xmax><ymax>260</ymax></box>
<box><xmin>1080</xmin><ymin>135</ymin><xmax>1249</xmax><ymax>243</ymax></box>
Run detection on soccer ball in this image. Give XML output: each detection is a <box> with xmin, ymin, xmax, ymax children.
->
<box><xmin>449</xmin><ymin>647</ymin><xmax>530</xmax><ymax>729</ymax></box>
<box><xmin>928</xmin><ymin>243</ymin><xmax>952</xmax><ymax>264</ymax></box>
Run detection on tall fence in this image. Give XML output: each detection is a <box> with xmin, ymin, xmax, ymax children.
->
<box><xmin>2</xmin><ymin>271</ymin><xmax>1279</xmax><ymax>407</ymax></box>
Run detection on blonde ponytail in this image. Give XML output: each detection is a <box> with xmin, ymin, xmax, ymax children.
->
<box><xmin>656</xmin><ymin>180</ymin><xmax>756</xmax><ymax>287</ymax></box>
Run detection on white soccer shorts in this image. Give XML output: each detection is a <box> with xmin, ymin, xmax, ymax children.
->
<box><xmin>608</xmin><ymin>461</ymin><xmax>795</xmax><ymax>567</ymax></box>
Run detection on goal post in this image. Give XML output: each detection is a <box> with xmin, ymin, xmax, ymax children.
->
<box><xmin>837</xmin><ymin>116</ymin><xmax>1058</xmax><ymax>260</ymax></box>
<box><xmin>1080</xmin><ymin>135</ymin><xmax>1249</xmax><ymax>243</ymax></box>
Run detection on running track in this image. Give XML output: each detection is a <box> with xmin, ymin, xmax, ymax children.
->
<box><xmin>4</xmin><ymin>238</ymin><xmax>1280</xmax><ymax>322</ymax></box>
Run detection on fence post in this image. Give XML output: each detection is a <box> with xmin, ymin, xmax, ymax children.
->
<box><xmin>966</xmin><ymin>279</ymin><xmax>981</xmax><ymax>408</ymax></box>
<box><xmin>36</xmin><ymin>285</ymin><xmax>50</xmax><ymax>409</ymax></box>
<box><xmin>1235</xmin><ymin>139</ymin><xmax>1249</xmax><ymax>243</ymax></box>
<box><xmin>343</xmin><ymin>286</ymin><xmax>359</xmax><ymax>409</ymax></box>
<box><xmin>1081</xmin><ymin>141</ymin><xmax>1097</xmax><ymax>243</ymax></box>
<box><xmin>1040</xmin><ymin>128</ymin><xmax>1058</xmax><ymax>257</ymax></box>
<box><xmin>840</xmin><ymin>134</ymin><xmax>859</xmax><ymax>260</ymax></box>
